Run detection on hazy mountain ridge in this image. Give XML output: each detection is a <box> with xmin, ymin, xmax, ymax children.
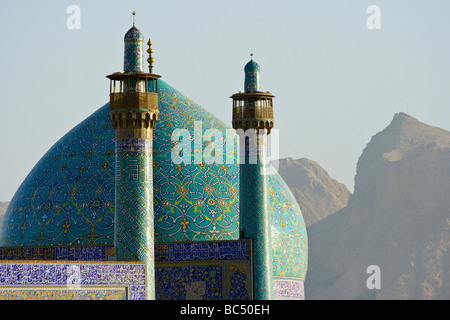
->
<box><xmin>278</xmin><ymin>157</ymin><xmax>351</xmax><ymax>226</ymax></box>
<box><xmin>305</xmin><ymin>113</ymin><xmax>450</xmax><ymax>299</ymax></box>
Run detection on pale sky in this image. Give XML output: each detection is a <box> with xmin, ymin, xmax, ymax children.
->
<box><xmin>1</xmin><ymin>0</ymin><xmax>449</xmax><ymax>201</ymax></box>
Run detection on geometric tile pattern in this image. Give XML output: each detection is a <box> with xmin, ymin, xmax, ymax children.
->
<box><xmin>156</xmin><ymin>260</ymin><xmax>252</xmax><ymax>300</ymax></box>
<box><xmin>155</xmin><ymin>240</ymin><xmax>252</xmax><ymax>300</ymax></box>
<box><xmin>227</xmin><ymin>262</ymin><xmax>251</xmax><ymax>300</ymax></box>
<box><xmin>268</xmin><ymin>173</ymin><xmax>308</xmax><ymax>281</ymax></box>
<box><xmin>273</xmin><ymin>278</ymin><xmax>305</xmax><ymax>300</ymax></box>
<box><xmin>268</xmin><ymin>169</ymin><xmax>307</xmax><ymax>300</ymax></box>
<box><xmin>0</xmin><ymin>246</ymin><xmax>54</xmax><ymax>261</ymax></box>
<box><xmin>155</xmin><ymin>260</ymin><xmax>253</xmax><ymax>300</ymax></box>
<box><xmin>0</xmin><ymin>240</ymin><xmax>252</xmax><ymax>300</ymax></box>
<box><xmin>0</xmin><ymin>261</ymin><xmax>146</xmax><ymax>300</ymax></box>
<box><xmin>114</xmin><ymin>148</ymin><xmax>154</xmax><ymax>299</ymax></box>
<box><xmin>1</xmin><ymin>104</ymin><xmax>116</xmax><ymax>247</ymax></box>
<box><xmin>0</xmin><ymin>287</ymin><xmax>127</xmax><ymax>300</ymax></box>
<box><xmin>156</xmin><ymin>263</ymin><xmax>223</xmax><ymax>300</ymax></box>
<box><xmin>0</xmin><ymin>241</ymin><xmax>249</xmax><ymax>263</ymax></box>
<box><xmin>0</xmin><ymin>245</ymin><xmax>112</xmax><ymax>261</ymax></box>
<box><xmin>155</xmin><ymin>240</ymin><xmax>250</xmax><ymax>262</ymax></box>
<box><xmin>153</xmin><ymin>83</ymin><xmax>240</xmax><ymax>242</ymax></box>
<box><xmin>53</xmin><ymin>245</ymin><xmax>112</xmax><ymax>261</ymax></box>
<box><xmin>239</xmin><ymin>145</ymin><xmax>273</xmax><ymax>300</ymax></box>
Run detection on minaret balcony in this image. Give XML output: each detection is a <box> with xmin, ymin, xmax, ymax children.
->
<box><xmin>109</xmin><ymin>92</ymin><xmax>159</xmax><ymax>112</ymax></box>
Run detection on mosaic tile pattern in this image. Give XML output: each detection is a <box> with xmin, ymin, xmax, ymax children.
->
<box><xmin>155</xmin><ymin>240</ymin><xmax>250</xmax><ymax>262</ymax></box>
<box><xmin>268</xmin><ymin>170</ymin><xmax>307</xmax><ymax>299</ymax></box>
<box><xmin>0</xmin><ymin>241</ymin><xmax>253</xmax><ymax>300</ymax></box>
<box><xmin>2</xmin><ymin>104</ymin><xmax>116</xmax><ymax>247</ymax></box>
<box><xmin>268</xmin><ymin>174</ymin><xmax>308</xmax><ymax>280</ymax></box>
<box><xmin>0</xmin><ymin>245</ymin><xmax>112</xmax><ymax>261</ymax></box>
<box><xmin>0</xmin><ymin>262</ymin><xmax>146</xmax><ymax>300</ymax></box>
<box><xmin>0</xmin><ymin>287</ymin><xmax>127</xmax><ymax>300</ymax></box>
<box><xmin>0</xmin><ymin>246</ymin><xmax>53</xmax><ymax>260</ymax></box>
<box><xmin>227</xmin><ymin>262</ymin><xmax>251</xmax><ymax>300</ymax></box>
<box><xmin>156</xmin><ymin>263</ymin><xmax>222</xmax><ymax>300</ymax></box>
<box><xmin>154</xmin><ymin>241</ymin><xmax>252</xmax><ymax>300</ymax></box>
<box><xmin>0</xmin><ymin>241</ymin><xmax>249</xmax><ymax>263</ymax></box>
<box><xmin>156</xmin><ymin>260</ymin><xmax>252</xmax><ymax>300</ymax></box>
<box><xmin>53</xmin><ymin>245</ymin><xmax>112</xmax><ymax>261</ymax></box>
<box><xmin>273</xmin><ymin>278</ymin><xmax>305</xmax><ymax>300</ymax></box>
<box><xmin>239</xmin><ymin>150</ymin><xmax>273</xmax><ymax>300</ymax></box>
<box><xmin>153</xmin><ymin>83</ymin><xmax>240</xmax><ymax>242</ymax></box>
<box><xmin>115</xmin><ymin>148</ymin><xmax>154</xmax><ymax>299</ymax></box>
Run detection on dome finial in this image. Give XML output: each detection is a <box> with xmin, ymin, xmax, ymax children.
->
<box><xmin>132</xmin><ymin>11</ymin><xmax>136</xmax><ymax>26</ymax></box>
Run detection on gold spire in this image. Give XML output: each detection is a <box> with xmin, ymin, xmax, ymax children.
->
<box><xmin>132</xmin><ymin>11</ymin><xmax>136</xmax><ymax>26</ymax></box>
<box><xmin>147</xmin><ymin>39</ymin><xmax>155</xmax><ymax>73</ymax></box>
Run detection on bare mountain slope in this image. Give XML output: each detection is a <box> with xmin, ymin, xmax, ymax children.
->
<box><xmin>306</xmin><ymin>113</ymin><xmax>450</xmax><ymax>299</ymax></box>
<box><xmin>278</xmin><ymin>158</ymin><xmax>351</xmax><ymax>226</ymax></box>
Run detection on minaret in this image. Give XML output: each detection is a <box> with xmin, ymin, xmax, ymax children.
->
<box><xmin>106</xmin><ymin>13</ymin><xmax>160</xmax><ymax>300</ymax></box>
<box><xmin>231</xmin><ymin>55</ymin><xmax>275</xmax><ymax>300</ymax></box>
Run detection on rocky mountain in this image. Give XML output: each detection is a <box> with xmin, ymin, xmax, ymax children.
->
<box><xmin>305</xmin><ymin>113</ymin><xmax>450</xmax><ymax>299</ymax></box>
<box><xmin>278</xmin><ymin>158</ymin><xmax>351</xmax><ymax>226</ymax></box>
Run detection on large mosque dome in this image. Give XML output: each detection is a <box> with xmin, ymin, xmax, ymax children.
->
<box><xmin>1</xmin><ymin>79</ymin><xmax>307</xmax><ymax>281</ymax></box>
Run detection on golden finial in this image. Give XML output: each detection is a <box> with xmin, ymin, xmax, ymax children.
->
<box><xmin>132</xmin><ymin>11</ymin><xmax>136</xmax><ymax>26</ymax></box>
<box><xmin>147</xmin><ymin>39</ymin><xmax>155</xmax><ymax>73</ymax></box>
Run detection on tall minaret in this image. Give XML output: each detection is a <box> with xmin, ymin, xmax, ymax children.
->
<box><xmin>106</xmin><ymin>13</ymin><xmax>160</xmax><ymax>300</ymax></box>
<box><xmin>231</xmin><ymin>55</ymin><xmax>275</xmax><ymax>300</ymax></box>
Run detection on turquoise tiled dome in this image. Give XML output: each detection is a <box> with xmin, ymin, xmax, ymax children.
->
<box><xmin>1</xmin><ymin>80</ymin><xmax>307</xmax><ymax>280</ymax></box>
<box><xmin>124</xmin><ymin>26</ymin><xmax>144</xmax><ymax>40</ymax></box>
<box><xmin>244</xmin><ymin>59</ymin><xmax>260</xmax><ymax>71</ymax></box>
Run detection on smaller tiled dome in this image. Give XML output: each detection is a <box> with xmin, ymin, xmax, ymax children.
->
<box><xmin>123</xmin><ymin>25</ymin><xmax>145</xmax><ymax>73</ymax></box>
<box><xmin>244</xmin><ymin>59</ymin><xmax>260</xmax><ymax>71</ymax></box>
<box><xmin>124</xmin><ymin>26</ymin><xmax>144</xmax><ymax>41</ymax></box>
